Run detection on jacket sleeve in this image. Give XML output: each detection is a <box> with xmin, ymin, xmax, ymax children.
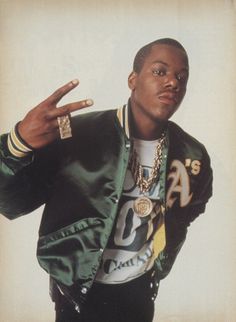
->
<box><xmin>0</xmin><ymin>133</ymin><xmax>55</xmax><ymax>220</ymax></box>
<box><xmin>182</xmin><ymin>149</ymin><xmax>213</xmax><ymax>226</ymax></box>
<box><xmin>155</xmin><ymin>149</ymin><xmax>213</xmax><ymax>280</ymax></box>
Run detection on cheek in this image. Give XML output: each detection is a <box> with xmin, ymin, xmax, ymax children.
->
<box><xmin>179</xmin><ymin>87</ymin><xmax>187</xmax><ymax>100</ymax></box>
<box><xmin>136</xmin><ymin>78</ymin><xmax>159</xmax><ymax>95</ymax></box>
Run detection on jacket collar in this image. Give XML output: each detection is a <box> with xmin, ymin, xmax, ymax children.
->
<box><xmin>116</xmin><ymin>103</ymin><xmax>130</xmax><ymax>139</ymax></box>
<box><xmin>116</xmin><ymin>102</ymin><xmax>170</xmax><ymax>146</ymax></box>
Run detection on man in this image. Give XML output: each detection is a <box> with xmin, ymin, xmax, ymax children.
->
<box><xmin>0</xmin><ymin>38</ymin><xmax>212</xmax><ymax>322</ymax></box>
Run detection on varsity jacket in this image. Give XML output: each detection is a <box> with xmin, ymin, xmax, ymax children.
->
<box><xmin>0</xmin><ymin>105</ymin><xmax>213</xmax><ymax>312</ymax></box>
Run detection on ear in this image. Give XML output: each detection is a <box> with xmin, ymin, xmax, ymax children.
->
<box><xmin>128</xmin><ymin>71</ymin><xmax>137</xmax><ymax>90</ymax></box>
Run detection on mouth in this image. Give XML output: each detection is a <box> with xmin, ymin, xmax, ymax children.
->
<box><xmin>158</xmin><ymin>92</ymin><xmax>178</xmax><ymax>106</ymax></box>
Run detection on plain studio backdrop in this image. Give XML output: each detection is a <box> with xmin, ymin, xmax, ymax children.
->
<box><xmin>0</xmin><ymin>0</ymin><xmax>235</xmax><ymax>321</ymax></box>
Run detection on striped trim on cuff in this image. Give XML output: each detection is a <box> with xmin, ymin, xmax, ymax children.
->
<box><xmin>7</xmin><ymin>124</ymin><xmax>33</xmax><ymax>158</ymax></box>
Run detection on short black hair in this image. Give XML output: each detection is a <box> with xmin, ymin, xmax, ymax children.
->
<box><xmin>133</xmin><ymin>38</ymin><xmax>189</xmax><ymax>73</ymax></box>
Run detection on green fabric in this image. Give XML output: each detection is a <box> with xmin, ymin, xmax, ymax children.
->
<box><xmin>0</xmin><ymin>107</ymin><xmax>213</xmax><ymax>307</ymax></box>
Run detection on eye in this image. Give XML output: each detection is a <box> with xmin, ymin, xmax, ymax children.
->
<box><xmin>152</xmin><ymin>68</ymin><xmax>166</xmax><ymax>77</ymax></box>
<box><xmin>176</xmin><ymin>73</ymin><xmax>188</xmax><ymax>83</ymax></box>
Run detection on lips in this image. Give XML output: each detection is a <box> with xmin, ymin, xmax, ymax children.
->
<box><xmin>158</xmin><ymin>91</ymin><xmax>178</xmax><ymax>105</ymax></box>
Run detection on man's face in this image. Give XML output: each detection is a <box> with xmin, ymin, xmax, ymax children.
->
<box><xmin>128</xmin><ymin>44</ymin><xmax>189</xmax><ymax>123</ymax></box>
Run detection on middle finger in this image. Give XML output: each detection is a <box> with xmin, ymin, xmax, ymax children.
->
<box><xmin>46</xmin><ymin>99</ymin><xmax>94</xmax><ymax>120</ymax></box>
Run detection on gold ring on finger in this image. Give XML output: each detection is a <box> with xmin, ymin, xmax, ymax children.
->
<box><xmin>57</xmin><ymin>115</ymin><xmax>72</xmax><ymax>139</ymax></box>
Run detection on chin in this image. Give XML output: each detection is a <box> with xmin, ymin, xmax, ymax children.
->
<box><xmin>152</xmin><ymin>107</ymin><xmax>177</xmax><ymax>122</ymax></box>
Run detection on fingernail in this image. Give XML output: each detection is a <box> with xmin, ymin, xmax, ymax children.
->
<box><xmin>86</xmin><ymin>99</ymin><xmax>94</xmax><ymax>106</ymax></box>
<box><xmin>71</xmin><ymin>79</ymin><xmax>79</xmax><ymax>85</ymax></box>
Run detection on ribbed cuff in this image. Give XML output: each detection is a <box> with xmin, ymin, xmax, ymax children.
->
<box><xmin>7</xmin><ymin>123</ymin><xmax>33</xmax><ymax>158</ymax></box>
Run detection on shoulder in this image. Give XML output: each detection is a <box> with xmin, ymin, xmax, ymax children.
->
<box><xmin>72</xmin><ymin>109</ymin><xmax>117</xmax><ymax>128</ymax></box>
<box><xmin>70</xmin><ymin>108</ymin><xmax>123</xmax><ymax>145</ymax></box>
<box><xmin>168</xmin><ymin>121</ymin><xmax>210</xmax><ymax>161</ymax></box>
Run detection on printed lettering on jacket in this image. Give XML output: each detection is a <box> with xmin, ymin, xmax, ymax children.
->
<box><xmin>166</xmin><ymin>159</ymin><xmax>201</xmax><ymax>209</ymax></box>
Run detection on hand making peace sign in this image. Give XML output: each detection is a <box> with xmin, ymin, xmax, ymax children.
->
<box><xmin>17</xmin><ymin>79</ymin><xmax>93</xmax><ymax>150</ymax></box>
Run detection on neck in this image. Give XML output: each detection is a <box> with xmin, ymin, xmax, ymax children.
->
<box><xmin>129</xmin><ymin>103</ymin><xmax>167</xmax><ymax>140</ymax></box>
<box><xmin>132</xmin><ymin>122</ymin><xmax>166</xmax><ymax>140</ymax></box>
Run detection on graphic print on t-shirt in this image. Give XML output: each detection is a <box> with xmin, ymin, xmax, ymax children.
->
<box><xmin>95</xmin><ymin>139</ymin><xmax>164</xmax><ymax>284</ymax></box>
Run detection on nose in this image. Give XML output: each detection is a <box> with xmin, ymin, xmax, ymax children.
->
<box><xmin>164</xmin><ymin>75</ymin><xmax>179</xmax><ymax>91</ymax></box>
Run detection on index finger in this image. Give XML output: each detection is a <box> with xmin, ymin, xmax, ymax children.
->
<box><xmin>46</xmin><ymin>79</ymin><xmax>80</xmax><ymax>105</ymax></box>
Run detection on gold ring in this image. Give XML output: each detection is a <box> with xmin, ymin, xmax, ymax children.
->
<box><xmin>57</xmin><ymin>115</ymin><xmax>72</xmax><ymax>139</ymax></box>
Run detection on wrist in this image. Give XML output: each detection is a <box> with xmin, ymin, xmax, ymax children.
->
<box><xmin>7</xmin><ymin>122</ymin><xmax>33</xmax><ymax>158</ymax></box>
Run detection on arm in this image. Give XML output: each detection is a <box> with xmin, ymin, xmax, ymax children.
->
<box><xmin>0</xmin><ymin>79</ymin><xmax>93</xmax><ymax>219</ymax></box>
<box><xmin>155</xmin><ymin>150</ymin><xmax>213</xmax><ymax>280</ymax></box>
<box><xmin>0</xmin><ymin>134</ymin><xmax>38</xmax><ymax>219</ymax></box>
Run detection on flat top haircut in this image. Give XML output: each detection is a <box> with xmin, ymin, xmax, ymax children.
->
<box><xmin>133</xmin><ymin>38</ymin><xmax>189</xmax><ymax>73</ymax></box>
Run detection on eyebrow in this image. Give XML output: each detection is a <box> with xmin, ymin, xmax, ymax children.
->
<box><xmin>152</xmin><ymin>60</ymin><xmax>168</xmax><ymax>66</ymax></box>
<box><xmin>151</xmin><ymin>60</ymin><xmax>189</xmax><ymax>72</ymax></box>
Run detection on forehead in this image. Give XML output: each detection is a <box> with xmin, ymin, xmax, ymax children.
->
<box><xmin>143</xmin><ymin>44</ymin><xmax>189</xmax><ymax>70</ymax></box>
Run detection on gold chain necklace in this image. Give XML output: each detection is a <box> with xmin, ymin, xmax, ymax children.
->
<box><xmin>129</xmin><ymin>132</ymin><xmax>166</xmax><ymax>217</ymax></box>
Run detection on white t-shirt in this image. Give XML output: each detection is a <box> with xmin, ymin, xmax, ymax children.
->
<box><xmin>95</xmin><ymin>138</ymin><xmax>163</xmax><ymax>284</ymax></box>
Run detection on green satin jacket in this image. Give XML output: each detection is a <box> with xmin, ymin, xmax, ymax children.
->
<box><xmin>0</xmin><ymin>105</ymin><xmax>212</xmax><ymax>311</ymax></box>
